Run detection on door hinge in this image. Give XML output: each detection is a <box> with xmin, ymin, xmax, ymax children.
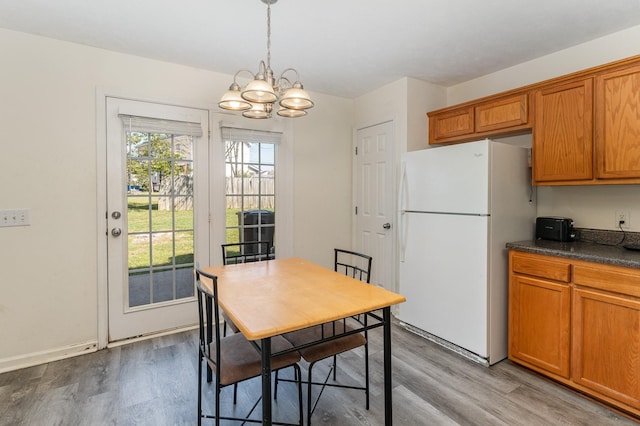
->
<box><xmin>355</xmin><ymin>206</ymin><xmax>358</xmax><ymax>215</ymax></box>
<box><xmin>355</xmin><ymin>146</ymin><xmax>358</xmax><ymax>155</ymax></box>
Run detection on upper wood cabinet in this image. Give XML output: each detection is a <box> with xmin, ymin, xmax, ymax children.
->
<box><xmin>429</xmin><ymin>106</ymin><xmax>474</xmax><ymax>142</ymax></box>
<box><xmin>595</xmin><ymin>64</ymin><xmax>640</xmax><ymax>179</ymax></box>
<box><xmin>428</xmin><ymin>93</ymin><xmax>531</xmax><ymax>144</ymax></box>
<box><xmin>475</xmin><ymin>93</ymin><xmax>529</xmax><ymax>133</ymax></box>
<box><xmin>427</xmin><ymin>54</ymin><xmax>640</xmax><ymax>186</ymax></box>
<box><xmin>532</xmin><ymin>79</ymin><xmax>593</xmax><ymax>183</ymax></box>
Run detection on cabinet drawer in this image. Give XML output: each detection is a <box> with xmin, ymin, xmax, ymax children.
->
<box><xmin>511</xmin><ymin>252</ymin><xmax>571</xmax><ymax>282</ymax></box>
<box><xmin>574</xmin><ymin>263</ymin><xmax>640</xmax><ymax>297</ymax></box>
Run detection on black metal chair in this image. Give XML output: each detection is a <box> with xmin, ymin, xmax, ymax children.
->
<box><xmin>221</xmin><ymin>240</ymin><xmax>273</xmax><ymax>265</ymax></box>
<box><xmin>195</xmin><ymin>268</ymin><xmax>303</xmax><ymax>426</ymax></box>
<box><xmin>220</xmin><ymin>241</ymin><xmax>274</xmax><ymax>336</ymax></box>
<box><xmin>279</xmin><ymin>249</ymin><xmax>373</xmax><ymax>425</ymax></box>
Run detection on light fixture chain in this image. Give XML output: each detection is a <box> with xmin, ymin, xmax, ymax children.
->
<box><xmin>266</xmin><ymin>0</ymin><xmax>271</xmax><ymax>70</ymax></box>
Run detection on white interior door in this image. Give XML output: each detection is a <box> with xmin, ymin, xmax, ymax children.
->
<box><xmin>354</xmin><ymin>121</ymin><xmax>395</xmax><ymax>291</ymax></box>
<box><xmin>105</xmin><ymin>97</ymin><xmax>209</xmax><ymax>342</ymax></box>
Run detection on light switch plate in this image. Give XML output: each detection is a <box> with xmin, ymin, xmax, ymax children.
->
<box><xmin>0</xmin><ymin>209</ymin><xmax>30</xmax><ymax>227</ymax></box>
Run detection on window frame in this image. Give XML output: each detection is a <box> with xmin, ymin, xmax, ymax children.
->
<box><xmin>210</xmin><ymin>113</ymin><xmax>294</xmax><ymax>266</ymax></box>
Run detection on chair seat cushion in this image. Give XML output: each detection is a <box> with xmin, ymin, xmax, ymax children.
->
<box><xmin>283</xmin><ymin>322</ymin><xmax>366</xmax><ymax>364</ymax></box>
<box><xmin>206</xmin><ymin>334</ymin><xmax>300</xmax><ymax>386</ymax></box>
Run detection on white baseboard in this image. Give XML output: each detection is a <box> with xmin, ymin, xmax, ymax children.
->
<box><xmin>0</xmin><ymin>340</ymin><xmax>98</xmax><ymax>374</ymax></box>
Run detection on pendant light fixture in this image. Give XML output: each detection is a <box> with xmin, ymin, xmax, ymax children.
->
<box><xmin>218</xmin><ymin>0</ymin><xmax>314</xmax><ymax>119</ymax></box>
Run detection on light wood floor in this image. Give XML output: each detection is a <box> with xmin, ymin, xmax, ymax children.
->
<box><xmin>1</xmin><ymin>322</ymin><xmax>637</xmax><ymax>425</ymax></box>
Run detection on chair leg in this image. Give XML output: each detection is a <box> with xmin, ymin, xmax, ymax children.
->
<box><xmin>197</xmin><ymin>351</ymin><xmax>203</xmax><ymax>426</ymax></box>
<box><xmin>233</xmin><ymin>383</ymin><xmax>238</xmax><ymax>404</ymax></box>
<box><xmin>307</xmin><ymin>362</ymin><xmax>314</xmax><ymax>426</ymax></box>
<box><xmin>274</xmin><ymin>369</ymin><xmax>279</xmax><ymax>400</ymax></box>
<box><xmin>365</xmin><ymin>339</ymin><xmax>370</xmax><ymax>410</ymax></box>
<box><xmin>295</xmin><ymin>365</ymin><xmax>303</xmax><ymax>426</ymax></box>
<box><xmin>332</xmin><ymin>354</ymin><xmax>337</xmax><ymax>380</ymax></box>
<box><xmin>215</xmin><ymin>383</ymin><xmax>221</xmax><ymax>426</ymax></box>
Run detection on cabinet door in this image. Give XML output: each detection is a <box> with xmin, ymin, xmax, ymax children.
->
<box><xmin>509</xmin><ymin>274</ymin><xmax>571</xmax><ymax>378</ymax></box>
<box><xmin>533</xmin><ymin>79</ymin><xmax>593</xmax><ymax>183</ymax></box>
<box><xmin>595</xmin><ymin>64</ymin><xmax>640</xmax><ymax>179</ymax></box>
<box><xmin>429</xmin><ymin>106</ymin><xmax>474</xmax><ymax>142</ymax></box>
<box><xmin>475</xmin><ymin>93</ymin><xmax>529</xmax><ymax>133</ymax></box>
<box><xmin>572</xmin><ymin>288</ymin><xmax>640</xmax><ymax>410</ymax></box>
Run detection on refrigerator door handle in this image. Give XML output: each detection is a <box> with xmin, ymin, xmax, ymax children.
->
<box><xmin>399</xmin><ymin>162</ymin><xmax>407</xmax><ymax>263</ymax></box>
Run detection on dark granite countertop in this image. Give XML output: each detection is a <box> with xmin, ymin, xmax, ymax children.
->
<box><xmin>506</xmin><ymin>239</ymin><xmax>640</xmax><ymax>269</ymax></box>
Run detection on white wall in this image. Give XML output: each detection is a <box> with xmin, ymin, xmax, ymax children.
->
<box><xmin>0</xmin><ymin>28</ymin><xmax>353</xmax><ymax>370</ymax></box>
<box><xmin>446</xmin><ymin>25</ymin><xmax>640</xmax><ymax>232</ymax></box>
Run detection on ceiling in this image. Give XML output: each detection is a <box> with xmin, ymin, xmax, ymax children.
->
<box><xmin>1</xmin><ymin>0</ymin><xmax>640</xmax><ymax>98</ymax></box>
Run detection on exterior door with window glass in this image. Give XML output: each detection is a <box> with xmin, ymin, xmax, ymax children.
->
<box><xmin>222</xmin><ymin>127</ymin><xmax>278</xmax><ymax>255</ymax></box>
<box><xmin>105</xmin><ymin>97</ymin><xmax>209</xmax><ymax>342</ymax></box>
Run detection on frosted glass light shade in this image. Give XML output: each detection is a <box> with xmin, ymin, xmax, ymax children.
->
<box><xmin>279</xmin><ymin>84</ymin><xmax>314</xmax><ymax>110</ymax></box>
<box><xmin>242</xmin><ymin>103</ymin><xmax>272</xmax><ymax>119</ymax></box>
<box><xmin>218</xmin><ymin>88</ymin><xmax>252</xmax><ymax>111</ymax></box>
<box><xmin>242</xmin><ymin>79</ymin><xmax>277</xmax><ymax>103</ymax></box>
<box><xmin>277</xmin><ymin>107</ymin><xmax>307</xmax><ymax>118</ymax></box>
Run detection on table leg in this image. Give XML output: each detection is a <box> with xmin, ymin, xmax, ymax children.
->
<box><xmin>261</xmin><ymin>337</ymin><xmax>272</xmax><ymax>425</ymax></box>
<box><xmin>383</xmin><ymin>306</ymin><xmax>392</xmax><ymax>425</ymax></box>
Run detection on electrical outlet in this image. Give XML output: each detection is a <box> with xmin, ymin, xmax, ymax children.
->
<box><xmin>615</xmin><ymin>211</ymin><xmax>630</xmax><ymax>229</ymax></box>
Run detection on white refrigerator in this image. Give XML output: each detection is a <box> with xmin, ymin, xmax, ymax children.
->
<box><xmin>398</xmin><ymin>139</ymin><xmax>535</xmax><ymax>365</ymax></box>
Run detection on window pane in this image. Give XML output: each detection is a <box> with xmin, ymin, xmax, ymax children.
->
<box><xmin>128</xmin><ymin>234</ymin><xmax>150</xmax><ymax>269</ymax></box>
<box><xmin>174</xmin><ymin>161</ymin><xmax>193</xmax><ymax>195</ymax></box>
<box><xmin>149</xmin><ymin>134</ymin><xmax>172</xmax><ymax>159</ymax></box>
<box><xmin>175</xmin><ymin>230</ymin><xmax>194</xmax><ymax>265</ymax></box>
<box><xmin>152</xmin><ymin>232</ymin><xmax>174</xmax><ymax>266</ymax></box>
<box><xmin>175</xmin><ymin>197</ymin><xmax>194</xmax><ymax>230</ymax></box>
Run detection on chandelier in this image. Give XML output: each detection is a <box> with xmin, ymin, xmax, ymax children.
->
<box><xmin>218</xmin><ymin>0</ymin><xmax>314</xmax><ymax>119</ymax></box>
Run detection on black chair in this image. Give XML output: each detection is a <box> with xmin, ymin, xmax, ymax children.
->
<box><xmin>220</xmin><ymin>241</ymin><xmax>274</xmax><ymax>336</ymax></box>
<box><xmin>195</xmin><ymin>268</ymin><xmax>303</xmax><ymax>426</ymax></box>
<box><xmin>221</xmin><ymin>241</ymin><xmax>273</xmax><ymax>265</ymax></box>
<box><xmin>279</xmin><ymin>249</ymin><xmax>373</xmax><ymax>425</ymax></box>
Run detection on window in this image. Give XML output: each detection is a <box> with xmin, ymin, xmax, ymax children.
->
<box><xmin>222</xmin><ymin>127</ymin><xmax>280</xmax><ymax>254</ymax></box>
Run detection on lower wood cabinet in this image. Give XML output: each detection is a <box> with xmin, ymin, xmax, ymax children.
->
<box><xmin>509</xmin><ymin>274</ymin><xmax>570</xmax><ymax>378</ymax></box>
<box><xmin>509</xmin><ymin>250</ymin><xmax>640</xmax><ymax>418</ymax></box>
<box><xmin>572</xmin><ymin>287</ymin><xmax>640</xmax><ymax>410</ymax></box>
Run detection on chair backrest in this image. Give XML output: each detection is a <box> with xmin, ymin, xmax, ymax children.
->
<box><xmin>221</xmin><ymin>241</ymin><xmax>273</xmax><ymax>265</ymax></box>
<box><xmin>334</xmin><ymin>248</ymin><xmax>372</xmax><ymax>283</ymax></box>
<box><xmin>195</xmin><ymin>268</ymin><xmax>221</xmax><ymax>372</ymax></box>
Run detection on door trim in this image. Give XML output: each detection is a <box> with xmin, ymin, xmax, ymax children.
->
<box><xmin>95</xmin><ymin>88</ymin><xmax>212</xmax><ymax>349</ymax></box>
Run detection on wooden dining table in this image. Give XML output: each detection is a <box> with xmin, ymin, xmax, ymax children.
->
<box><xmin>201</xmin><ymin>257</ymin><xmax>406</xmax><ymax>425</ymax></box>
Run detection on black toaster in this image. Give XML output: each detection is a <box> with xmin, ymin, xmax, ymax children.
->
<box><xmin>536</xmin><ymin>217</ymin><xmax>576</xmax><ymax>242</ymax></box>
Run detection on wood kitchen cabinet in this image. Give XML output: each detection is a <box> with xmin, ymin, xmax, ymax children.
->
<box><xmin>532</xmin><ymin>63</ymin><xmax>640</xmax><ymax>185</ymax></box>
<box><xmin>532</xmin><ymin>79</ymin><xmax>593</xmax><ymax>183</ymax></box>
<box><xmin>428</xmin><ymin>105</ymin><xmax>474</xmax><ymax>142</ymax></box>
<box><xmin>427</xmin><ymin>54</ymin><xmax>640</xmax><ymax>185</ymax></box>
<box><xmin>572</xmin><ymin>263</ymin><xmax>640</xmax><ymax>411</ymax></box>
<box><xmin>508</xmin><ymin>250</ymin><xmax>640</xmax><ymax>418</ymax></box>
<box><xmin>509</xmin><ymin>252</ymin><xmax>571</xmax><ymax>379</ymax></box>
<box><xmin>595</xmin><ymin>64</ymin><xmax>640</xmax><ymax>180</ymax></box>
<box><xmin>428</xmin><ymin>93</ymin><xmax>530</xmax><ymax>144</ymax></box>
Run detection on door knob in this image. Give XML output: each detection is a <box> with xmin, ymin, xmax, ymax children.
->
<box><xmin>383</xmin><ymin>223</ymin><xmax>391</xmax><ymax>230</ymax></box>
<box><xmin>111</xmin><ymin>228</ymin><xmax>122</xmax><ymax>237</ymax></box>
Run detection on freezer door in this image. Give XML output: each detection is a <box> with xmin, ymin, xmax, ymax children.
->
<box><xmin>398</xmin><ymin>212</ymin><xmax>489</xmax><ymax>357</ymax></box>
<box><xmin>401</xmin><ymin>140</ymin><xmax>489</xmax><ymax>214</ymax></box>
